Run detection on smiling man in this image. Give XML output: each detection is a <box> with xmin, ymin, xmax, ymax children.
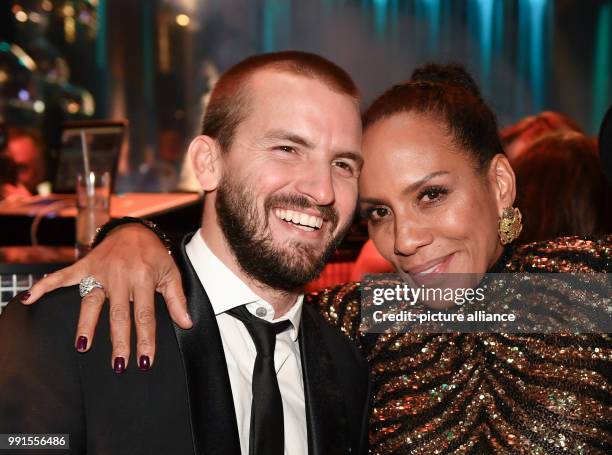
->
<box><xmin>0</xmin><ymin>52</ymin><xmax>370</xmax><ymax>455</ymax></box>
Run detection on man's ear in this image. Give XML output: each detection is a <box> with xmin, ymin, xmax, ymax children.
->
<box><xmin>488</xmin><ymin>153</ymin><xmax>516</xmax><ymax>214</ymax></box>
<box><xmin>189</xmin><ymin>135</ymin><xmax>223</xmax><ymax>192</ymax></box>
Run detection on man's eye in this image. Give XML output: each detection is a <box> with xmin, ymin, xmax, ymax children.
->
<box><xmin>276</xmin><ymin>145</ymin><xmax>296</xmax><ymax>153</ymax></box>
<box><xmin>332</xmin><ymin>160</ymin><xmax>356</xmax><ymax>176</ymax></box>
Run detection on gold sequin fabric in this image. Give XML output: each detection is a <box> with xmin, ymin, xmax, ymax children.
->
<box><xmin>306</xmin><ymin>235</ymin><xmax>612</xmax><ymax>454</ymax></box>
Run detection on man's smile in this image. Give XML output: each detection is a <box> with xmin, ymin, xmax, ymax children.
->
<box><xmin>273</xmin><ymin>208</ymin><xmax>324</xmax><ymax>232</ymax></box>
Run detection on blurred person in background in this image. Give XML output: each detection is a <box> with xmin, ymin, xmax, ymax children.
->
<box><xmin>501</xmin><ymin>111</ymin><xmax>583</xmax><ymax>162</ymax></box>
<box><xmin>0</xmin><ymin>126</ymin><xmax>45</xmax><ymax>200</ymax></box>
<box><xmin>513</xmin><ymin>131</ymin><xmax>612</xmax><ymax>244</ymax></box>
<box><xmin>0</xmin><ymin>157</ymin><xmax>30</xmax><ymax>200</ymax></box>
<box><xmin>0</xmin><ymin>126</ymin><xmax>46</xmax><ymax>200</ymax></box>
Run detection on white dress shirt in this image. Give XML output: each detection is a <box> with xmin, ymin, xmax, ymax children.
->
<box><xmin>186</xmin><ymin>230</ymin><xmax>308</xmax><ymax>455</ymax></box>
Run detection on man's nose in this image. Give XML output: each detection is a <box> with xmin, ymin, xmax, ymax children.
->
<box><xmin>294</xmin><ymin>161</ymin><xmax>335</xmax><ymax>206</ymax></box>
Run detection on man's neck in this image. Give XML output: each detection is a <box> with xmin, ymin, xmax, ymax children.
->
<box><xmin>199</xmin><ymin>228</ymin><xmax>299</xmax><ymax>319</ymax></box>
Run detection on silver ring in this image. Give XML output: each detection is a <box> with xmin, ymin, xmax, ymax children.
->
<box><xmin>79</xmin><ymin>275</ymin><xmax>104</xmax><ymax>298</ymax></box>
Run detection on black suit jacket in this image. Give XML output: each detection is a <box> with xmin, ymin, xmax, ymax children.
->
<box><xmin>0</xmin><ymin>235</ymin><xmax>370</xmax><ymax>455</ymax></box>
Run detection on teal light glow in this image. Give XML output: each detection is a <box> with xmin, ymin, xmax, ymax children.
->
<box><xmin>95</xmin><ymin>0</ymin><xmax>107</xmax><ymax>69</ymax></box>
<box><xmin>373</xmin><ymin>0</ymin><xmax>389</xmax><ymax>39</ymax></box>
<box><xmin>592</xmin><ymin>3</ymin><xmax>611</xmax><ymax>131</ymax></box>
<box><xmin>262</xmin><ymin>0</ymin><xmax>292</xmax><ymax>52</ymax></box>
<box><xmin>528</xmin><ymin>0</ymin><xmax>547</xmax><ymax>111</ymax></box>
<box><xmin>493</xmin><ymin>0</ymin><xmax>504</xmax><ymax>53</ymax></box>
<box><xmin>516</xmin><ymin>0</ymin><xmax>549</xmax><ymax>112</ymax></box>
<box><xmin>474</xmin><ymin>0</ymin><xmax>495</xmax><ymax>95</ymax></box>
<box><xmin>389</xmin><ymin>0</ymin><xmax>400</xmax><ymax>40</ymax></box>
<box><xmin>416</xmin><ymin>0</ymin><xmax>441</xmax><ymax>53</ymax></box>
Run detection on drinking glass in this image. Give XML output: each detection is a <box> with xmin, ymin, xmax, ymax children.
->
<box><xmin>76</xmin><ymin>171</ymin><xmax>110</xmax><ymax>256</ymax></box>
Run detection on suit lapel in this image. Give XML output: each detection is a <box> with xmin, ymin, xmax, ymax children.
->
<box><xmin>299</xmin><ymin>306</ymin><xmax>350</xmax><ymax>455</ymax></box>
<box><xmin>173</xmin><ymin>234</ymin><xmax>241</xmax><ymax>455</ymax></box>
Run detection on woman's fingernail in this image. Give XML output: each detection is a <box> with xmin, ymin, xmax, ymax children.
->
<box><xmin>20</xmin><ymin>291</ymin><xmax>31</xmax><ymax>303</ymax></box>
<box><xmin>113</xmin><ymin>357</ymin><xmax>126</xmax><ymax>374</ymax></box>
<box><xmin>138</xmin><ymin>355</ymin><xmax>150</xmax><ymax>371</ymax></box>
<box><xmin>76</xmin><ymin>336</ymin><xmax>88</xmax><ymax>352</ymax></box>
<box><xmin>185</xmin><ymin>312</ymin><xmax>192</xmax><ymax>323</ymax></box>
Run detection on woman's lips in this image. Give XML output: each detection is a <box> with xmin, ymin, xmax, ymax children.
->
<box><xmin>406</xmin><ymin>253</ymin><xmax>455</xmax><ymax>276</ymax></box>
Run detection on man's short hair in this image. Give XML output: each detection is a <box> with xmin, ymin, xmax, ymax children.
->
<box><xmin>201</xmin><ymin>51</ymin><xmax>360</xmax><ymax>151</ymax></box>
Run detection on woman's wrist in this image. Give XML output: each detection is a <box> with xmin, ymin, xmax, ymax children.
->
<box><xmin>91</xmin><ymin>217</ymin><xmax>173</xmax><ymax>255</ymax></box>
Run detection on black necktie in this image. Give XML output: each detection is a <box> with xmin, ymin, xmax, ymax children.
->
<box><xmin>228</xmin><ymin>305</ymin><xmax>291</xmax><ymax>455</ymax></box>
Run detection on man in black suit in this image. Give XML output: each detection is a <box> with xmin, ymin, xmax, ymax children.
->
<box><xmin>0</xmin><ymin>52</ymin><xmax>370</xmax><ymax>455</ymax></box>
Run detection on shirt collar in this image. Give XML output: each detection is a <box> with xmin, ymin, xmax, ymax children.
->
<box><xmin>185</xmin><ymin>229</ymin><xmax>302</xmax><ymax>340</ymax></box>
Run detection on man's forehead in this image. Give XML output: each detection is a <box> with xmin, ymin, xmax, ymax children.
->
<box><xmin>246</xmin><ymin>68</ymin><xmax>357</xmax><ymax>105</ymax></box>
<box><xmin>246</xmin><ymin>68</ymin><xmax>316</xmax><ymax>97</ymax></box>
<box><xmin>237</xmin><ymin>70</ymin><xmax>359</xmax><ymax>132</ymax></box>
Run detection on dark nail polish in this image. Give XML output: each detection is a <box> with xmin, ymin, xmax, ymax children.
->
<box><xmin>138</xmin><ymin>355</ymin><xmax>150</xmax><ymax>371</ymax></box>
<box><xmin>113</xmin><ymin>357</ymin><xmax>126</xmax><ymax>374</ymax></box>
<box><xmin>20</xmin><ymin>291</ymin><xmax>31</xmax><ymax>302</ymax></box>
<box><xmin>76</xmin><ymin>336</ymin><xmax>88</xmax><ymax>352</ymax></box>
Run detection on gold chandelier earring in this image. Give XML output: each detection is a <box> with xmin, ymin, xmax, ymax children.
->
<box><xmin>498</xmin><ymin>207</ymin><xmax>523</xmax><ymax>245</ymax></box>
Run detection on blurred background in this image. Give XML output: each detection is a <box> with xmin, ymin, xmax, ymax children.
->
<box><xmin>1</xmin><ymin>0</ymin><xmax>611</xmax><ymax>192</ymax></box>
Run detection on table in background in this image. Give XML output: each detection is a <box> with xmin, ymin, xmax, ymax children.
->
<box><xmin>0</xmin><ymin>192</ymin><xmax>202</xmax><ymax>246</ymax></box>
<box><xmin>0</xmin><ymin>246</ymin><xmax>77</xmax><ymax>311</ymax></box>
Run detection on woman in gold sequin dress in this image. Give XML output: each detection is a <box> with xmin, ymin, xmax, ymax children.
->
<box><xmin>308</xmin><ymin>65</ymin><xmax>611</xmax><ymax>454</ymax></box>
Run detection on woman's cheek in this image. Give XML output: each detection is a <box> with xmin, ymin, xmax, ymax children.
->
<box><xmin>432</xmin><ymin>194</ymin><xmax>477</xmax><ymax>240</ymax></box>
<box><xmin>370</xmin><ymin>225</ymin><xmax>395</xmax><ymax>264</ymax></box>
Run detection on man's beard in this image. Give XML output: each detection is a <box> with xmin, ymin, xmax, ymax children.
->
<box><xmin>215</xmin><ymin>173</ymin><xmax>352</xmax><ymax>292</ymax></box>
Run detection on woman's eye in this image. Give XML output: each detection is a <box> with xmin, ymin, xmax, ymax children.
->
<box><xmin>417</xmin><ymin>186</ymin><xmax>449</xmax><ymax>204</ymax></box>
<box><xmin>363</xmin><ymin>207</ymin><xmax>390</xmax><ymax>222</ymax></box>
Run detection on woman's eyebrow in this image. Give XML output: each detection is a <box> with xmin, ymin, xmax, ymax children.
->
<box><xmin>358</xmin><ymin>171</ymin><xmax>450</xmax><ymax>205</ymax></box>
<box><xmin>401</xmin><ymin>171</ymin><xmax>449</xmax><ymax>195</ymax></box>
<box><xmin>359</xmin><ymin>196</ymin><xmax>385</xmax><ymax>205</ymax></box>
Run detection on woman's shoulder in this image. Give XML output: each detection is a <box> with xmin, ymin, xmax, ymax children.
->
<box><xmin>505</xmin><ymin>234</ymin><xmax>612</xmax><ymax>272</ymax></box>
<box><xmin>305</xmin><ymin>281</ymin><xmax>363</xmax><ymax>342</ymax></box>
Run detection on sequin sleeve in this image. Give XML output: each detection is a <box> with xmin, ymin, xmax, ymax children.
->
<box><xmin>305</xmin><ymin>281</ymin><xmax>363</xmax><ymax>345</ymax></box>
<box><xmin>508</xmin><ymin>234</ymin><xmax>612</xmax><ymax>272</ymax></box>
